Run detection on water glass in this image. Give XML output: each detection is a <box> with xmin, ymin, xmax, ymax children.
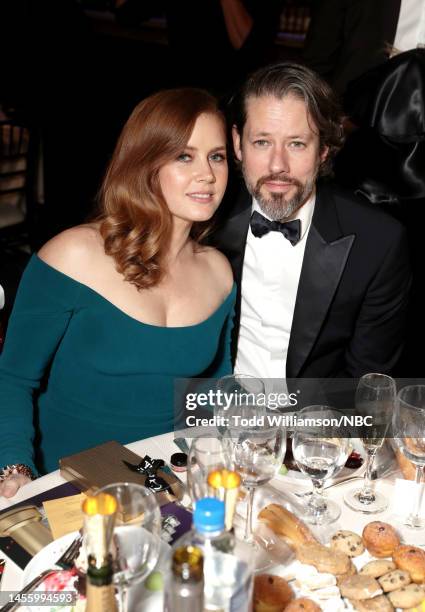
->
<box><xmin>225</xmin><ymin>405</ymin><xmax>286</xmax><ymax>544</ymax></box>
<box><xmin>292</xmin><ymin>405</ymin><xmax>351</xmax><ymax>525</ymax></box>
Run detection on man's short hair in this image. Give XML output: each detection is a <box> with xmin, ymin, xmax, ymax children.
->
<box><xmin>231</xmin><ymin>62</ymin><xmax>345</xmax><ymax>176</ymax></box>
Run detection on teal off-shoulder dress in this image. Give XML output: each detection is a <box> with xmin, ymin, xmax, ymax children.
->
<box><xmin>0</xmin><ymin>255</ymin><xmax>235</xmax><ymax>474</ymax></box>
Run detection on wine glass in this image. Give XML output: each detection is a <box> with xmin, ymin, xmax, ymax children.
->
<box><xmin>225</xmin><ymin>395</ymin><xmax>286</xmax><ymax>544</ymax></box>
<box><xmin>292</xmin><ymin>405</ymin><xmax>351</xmax><ymax>525</ymax></box>
<box><xmin>96</xmin><ymin>482</ymin><xmax>162</xmax><ymax>612</ymax></box>
<box><xmin>215</xmin><ymin>374</ymin><xmax>267</xmax><ymax>439</ymax></box>
<box><xmin>187</xmin><ymin>436</ymin><xmax>232</xmax><ymax>505</ymax></box>
<box><xmin>392</xmin><ymin>385</ymin><xmax>425</xmax><ymax>529</ymax></box>
<box><xmin>344</xmin><ymin>373</ymin><xmax>396</xmax><ymax>513</ymax></box>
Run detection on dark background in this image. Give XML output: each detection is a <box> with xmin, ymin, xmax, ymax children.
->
<box><xmin>0</xmin><ymin>0</ymin><xmax>309</xmax><ymax>322</ymax></box>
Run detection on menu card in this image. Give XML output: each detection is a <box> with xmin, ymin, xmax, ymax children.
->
<box><xmin>43</xmin><ymin>493</ymin><xmax>87</xmax><ymax>540</ymax></box>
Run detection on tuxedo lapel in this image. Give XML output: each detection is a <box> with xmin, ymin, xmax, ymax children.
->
<box><xmin>287</xmin><ymin>185</ymin><xmax>355</xmax><ymax>378</ymax></box>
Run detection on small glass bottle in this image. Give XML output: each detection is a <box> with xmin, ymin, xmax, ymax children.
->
<box><xmin>174</xmin><ymin>497</ymin><xmax>253</xmax><ymax>612</ymax></box>
<box><xmin>166</xmin><ymin>545</ymin><xmax>204</xmax><ymax>612</ymax></box>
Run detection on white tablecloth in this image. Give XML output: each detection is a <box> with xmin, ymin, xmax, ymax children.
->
<box><xmin>0</xmin><ymin>432</ymin><xmax>406</xmax><ymax>608</ymax></box>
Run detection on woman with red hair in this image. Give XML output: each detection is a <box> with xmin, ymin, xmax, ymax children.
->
<box><xmin>0</xmin><ymin>88</ymin><xmax>234</xmax><ymax>497</ymax></box>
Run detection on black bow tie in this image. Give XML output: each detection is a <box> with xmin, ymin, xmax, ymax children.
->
<box><xmin>250</xmin><ymin>211</ymin><xmax>301</xmax><ymax>245</ymax></box>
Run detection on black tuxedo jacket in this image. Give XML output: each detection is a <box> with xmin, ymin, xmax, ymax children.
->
<box><xmin>210</xmin><ymin>181</ymin><xmax>410</xmax><ymax>378</ymax></box>
<box><xmin>303</xmin><ymin>0</ymin><xmax>401</xmax><ymax>95</ymax></box>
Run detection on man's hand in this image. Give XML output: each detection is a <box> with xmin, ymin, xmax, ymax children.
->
<box><xmin>0</xmin><ymin>474</ymin><xmax>31</xmax><ymax>498</ymax></box>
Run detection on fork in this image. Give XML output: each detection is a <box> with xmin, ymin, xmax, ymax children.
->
<box><xmin>1</xmin><ymin>534</ymin><xmax>82</xmax><ymax>612</ymax></box>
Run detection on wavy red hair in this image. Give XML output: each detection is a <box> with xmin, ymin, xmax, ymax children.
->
<box><xmin>98</xmin><ymin>88</ymin><xmax>225</xmax><ymax>290</ymax></box>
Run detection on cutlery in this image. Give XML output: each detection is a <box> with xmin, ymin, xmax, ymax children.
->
<box><xmin>1</xmin><ymin>535</ymin><xmax>82</xmax><ymax>612</ymax></box>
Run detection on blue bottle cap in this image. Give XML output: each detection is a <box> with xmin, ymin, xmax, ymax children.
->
<box><xmin>194</xmin><ymin>497</ymin><xmax>225</xmax><ymax>533</ymax></box>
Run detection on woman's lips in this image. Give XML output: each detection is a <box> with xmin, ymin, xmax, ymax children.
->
<box><xmin>186</xmin><ymin>192</ymin><xmax>214</xmax><ymax>203</ymax></box>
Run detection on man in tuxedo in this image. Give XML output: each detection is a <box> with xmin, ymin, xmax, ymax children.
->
<box><xmin>212</xmin><ymin>62</ymin><xmax>410</xmax><ymax>378</ymax></box>
<box><xmin>303</xmin><ymin>0</ymin><xmax>425</xmax><ymax>96</ymax></box>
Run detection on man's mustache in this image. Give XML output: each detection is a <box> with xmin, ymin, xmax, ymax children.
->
<box><xmin>256</xmin><ymin>174</ymin><xmax>302</xmax><ymax>189</ymax></box>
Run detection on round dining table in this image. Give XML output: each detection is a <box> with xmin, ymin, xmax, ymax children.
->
<box><xmin>0</xmin><ymin>432</ymin><xmax>415</xmax><ymax>611</ymax></box>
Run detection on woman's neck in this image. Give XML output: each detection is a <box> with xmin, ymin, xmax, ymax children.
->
<box><xmin>165</xmin><ymin>219</ymin><xmax>193</xmax><ymax>266</ymax></box>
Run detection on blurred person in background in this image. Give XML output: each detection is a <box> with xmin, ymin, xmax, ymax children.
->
<box><xmin>0</xmin><ymin>0</ymin><xmax>104</xmax><ymax>237</ymax></box>
<box><xmin>303</xmin><ymin>0</ymin><xmax>425</xmax><ymax>98</ymax></box>
<box><xmin>115</xmin><ymin>0</ymin><xmax>284</xmax><ymax>93</ymax></box>
<box><xmin>303</xmin><ymin>0</ymin><xmax>425</xmax><ymax>375</ymax></box>
<box><xmin>333</xmin><ymin>49</ymin><xmax>425</xmax><ymax>376</ymax></box>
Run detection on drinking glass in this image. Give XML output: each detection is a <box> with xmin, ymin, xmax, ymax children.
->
<box><xmin>392</xmin><ymin>385</ymin><xmax>425</xmax><ymax>529</ymax></box>
<box><xmin>215</xmin><ymin>374</ymin><xmax>267</xmax><ymax>439</ymax></box>
<box><xmin>344</xmin><ymin>373</ymin><xmax>396</xmax><ymax>513</ymax></box>
<box><xmin>224</xmin><ymin>391</ymin><xmax>286</xmax><ymax>544</ymax></box>
<box><xmin>187</xmin><ymin>436</ymin><xmax>232</xmax><ymax>505</ymax></box>
<box><xmin>292</xmin><ymin>405</ymin><xmax>351</xmax><ymax>525</ymax></box>
<box><xmin>96</xmin><ymin>482</ymin><xmax>162</xmax><ymax>612</ymax></box>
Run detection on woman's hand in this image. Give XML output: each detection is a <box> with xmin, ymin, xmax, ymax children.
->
<box><xmin>0</xmin><ymin>473</ymin><xmax>32</xmax><ymax>498</ymax></box>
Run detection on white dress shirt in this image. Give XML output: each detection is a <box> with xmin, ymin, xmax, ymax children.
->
<box><xmin>234</xmin><ymin>193</ymin><xmax>315</xmax><ymax>381</ymax></box>
<box><xmin>394</xmin><ymin>0</ymin><xmax>425</xmax><ymax>51</ymax></box>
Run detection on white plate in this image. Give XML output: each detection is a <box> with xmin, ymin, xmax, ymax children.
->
<box><xmin>21</xmin><ymin>531</ymin><xmax>171</xmax><ymax>612</ymax></box>
<box><xmin>22</xmin><ymin>531</ymin><xmax>80</xmax><ymax>587</ymax></box>
<box><xmin>21</xmin><ymin>531</ymin><xmax>81</xmax><ymax>612</ymax></box>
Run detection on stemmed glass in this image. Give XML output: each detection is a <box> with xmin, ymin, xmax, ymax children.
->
<box><xmin>292</xmin><ymin>405</ymin><xmax>351</xmax><ymax>525</ymax></box>
<box><xmin>344</xmin><ymin>373</ymin><xmax>396</xmax><ymax>513</ymax></box>
<box><xmin>215</xmin><ymin>374</ymin><xmax>266</xmax><ymax>439</ymax></box>
<box><xmin>222</xmin><ymin>376</ymin><xmax>286</xmax><ymax>544</ymax></box>
<box><xmin>96</xmin><ymin>482</ymin><xmax>162</xmax><ymax>612</ymax></box>
<box><xmin>392</xmin><ymin>385</ymin><xmax>425</xmax><ymax>529</ymax></box>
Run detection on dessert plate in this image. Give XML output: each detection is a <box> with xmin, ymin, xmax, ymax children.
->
<box><xmin>21</xmin><ymin>531</ymin><xmax>170</xmax><ymax>612</ymax></box>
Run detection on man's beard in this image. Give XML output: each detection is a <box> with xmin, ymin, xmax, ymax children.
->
<box><xmin>243</xmin><ymin>168</ymin><xmax>317</xmax><ymax>221</ymax></box>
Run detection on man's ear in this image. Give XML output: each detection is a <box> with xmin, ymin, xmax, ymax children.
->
<box><xmin>320</xmin><ymin>145</ymin><xmax>329</xmax><ymax>164</ymax></box>
<box><xmin>232</xmin><ymin>125</ymin><xmax>243</xmax><ymax>162</ymax></box>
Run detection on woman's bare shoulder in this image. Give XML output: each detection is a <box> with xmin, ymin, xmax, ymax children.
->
<box><xmin>37</xmin><ymin>224</ymin><xmax>104</xmax><ymax>283</ymax></box>
<box><xmin>197</xmin><ymin>245</ymin><xmax>234</xmax><ymax>294</ymax></box>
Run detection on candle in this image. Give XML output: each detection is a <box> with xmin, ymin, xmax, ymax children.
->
<box><xmin>207</xmin><ymin>469</ymin><xmax>241</xmax><ymax>530</ymax></box>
